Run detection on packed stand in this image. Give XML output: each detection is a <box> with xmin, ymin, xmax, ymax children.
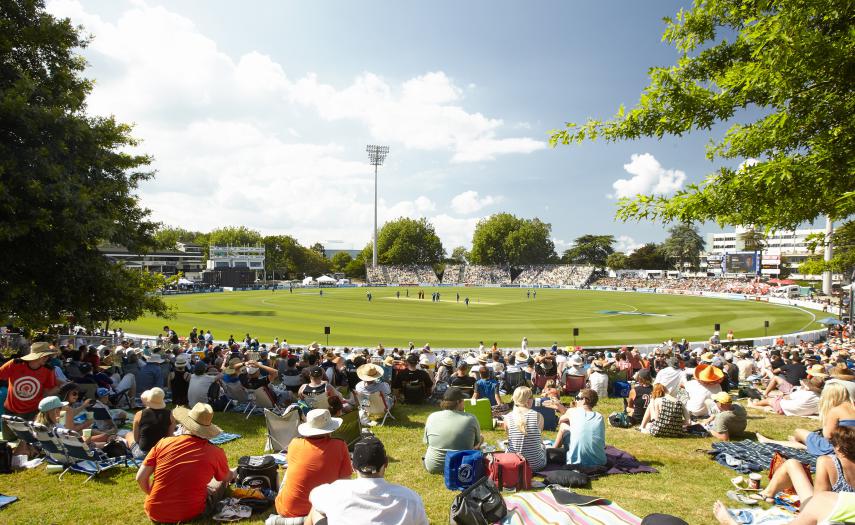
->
<box><xmin>591</xmin><ymin>276</ymin><xmax>773</xmax><ymax>295</ymax></box>
<box><xmin>364</xmin><ymin>264</ymin><xmax>439</xmax><ymax>285</ymax></box>
<box><xmin>514</xmin><ymin>264</ymin><xmax>595</xmax><ymax>287</ymax></box>
<box><xmin>462</xmin><ymin>265</ymin><xmax>512</xmax><ymax>285</ymax></box>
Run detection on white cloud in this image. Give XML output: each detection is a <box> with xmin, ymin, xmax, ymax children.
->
<box><xmin>45</xmin><ymin>0</ymin><xmax>544</xmax><ymax>246</ymax></box>
<box><xmin>737</xmin><ymin>158</ymin><xmax>758</xmax><ymax>171</ymax></box>
<box><xmin>431</xmin><ymin>214</ymin><xmax>482</xmax><ymax>249</ymax></box>
<box><xmin>614</xmin><ymin>235</ymin><xmax>644</xmax><ymax>254</ymax></box>
<box><xmin>611</xmin><ymin>153</ymin><xmax>686</xmax><ymax>199</ymax></box>
<box><xmin>450</xmin><ymin>191</ymin><xmax>501</xmax><ymax>215</ymax></box>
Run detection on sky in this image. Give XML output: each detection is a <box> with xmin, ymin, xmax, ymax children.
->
<box><xmin>47</xmin><ymin>0</ymin><xmax>748</xmax><ymax>254</ymax></box>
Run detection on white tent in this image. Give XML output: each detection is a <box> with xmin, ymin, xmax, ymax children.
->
<box><xmin>316</xmin><ymin>275</ymin><xmax>336</xmax><ymax>284</ymax></box>
<box><xmin>177</xmin><ymin>278</ymin><xmax>193</xmax><ymax>285</ymax></box>
<box><xmin>302</xmin><ymin>276</ymin><xmax>314</xmax><ymax>285</ymax></box>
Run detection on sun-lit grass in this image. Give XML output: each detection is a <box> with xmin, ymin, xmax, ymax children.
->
<box><xmin>0</xmin><ymin>397</ymin><xmax>814</xmax><ymax>525</ymax></box>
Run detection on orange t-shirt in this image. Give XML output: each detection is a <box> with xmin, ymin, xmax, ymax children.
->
<box><xmin>143</xmin><ymin>434</ymin><xmax>230</xmax><ymax>523</ymax></box>
<box><xmin>0</xmin><ymin>360</ymin><xmax>58</xmax><ymax>414</ymax></box>
<box><xmin>275</xmin><ymin>436</ymin><xmax>352</xmax><ymax>517</ymax></box>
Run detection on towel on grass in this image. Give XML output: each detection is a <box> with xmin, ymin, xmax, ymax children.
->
<box><xmin>0</xmin><ymin>494</ymin><xmax>18</xmax><ymax>510</ymax></box>
<box><xmin>709</xmin><ymin>440</ymin><xmax>817</xmax><ymax>474</ymax></box>
<box><xmin>535</xmin><ymin>446</ymin><xmax>657</xmax><ymax>476</ymax></box>
<box><xmin>500</xmin><ymin>490</ymin><xmax>640</xmax><ymax>525</ymax></box>
<box><xmin>209</xmin><ymin>433</ymin><xmax>241</xmax><ymax>445</ymax></box>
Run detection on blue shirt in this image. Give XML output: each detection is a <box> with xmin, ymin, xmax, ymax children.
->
<box><xmin>475</xmin><ymin>379</ymin><xmax>499</xmax><ymax>406</ymax></box>
<box><xmin>563</xmin><ymin>409</ymin><xmax>607</xmax><ymax>467</ymax></box>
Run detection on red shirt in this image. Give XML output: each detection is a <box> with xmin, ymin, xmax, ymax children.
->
<box><xmin>275</xmin><ymin>436</ymin><xmax>352</xmax><ymax>517</ymax></box>
<box><xmin>143</xmin><ymin>434</ymin><xmax>230</xmax><ymax>523</ymax></box>
<box><xmin>0</xmin><ymin>360</ymin><xmax>58</xmax><ymax>414</ymax></box>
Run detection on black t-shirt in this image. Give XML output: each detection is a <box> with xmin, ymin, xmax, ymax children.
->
<box><xmin>770</xmin><ymin>357</ymin><xmax>785</xmax><ymax>371</ymax></box>
<box><xmin>630</xmin><ymin>384</ymin><xmax>653</xmax><ymax>423</ymax></box>
<box><xmin>780</xmin><ymin>363</ymin><xmax>807</xmax><ymax>386</ymax></box>
<box><xmin>392</xmin><ymin>368</ymin><xmax>433</xmax><ymax>402</ymax></box>
<box><xmin>448</xmin><ymin>375</ymin><xmax>476</xmax><ymax>396</ymax></box>
<box><xmin>239</xmin><ymin>373</ymin><xmax>271</xmax><ymax>390</ymax></box>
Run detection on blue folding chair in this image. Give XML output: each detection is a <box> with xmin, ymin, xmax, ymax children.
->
<box><xmin>54</xmin><ymin>428</ymin><xmax>123</xmax><ymax>482</ymax></box>
<box><xmin>1</xmin><ymin>415</ymin><xmax>42</xmax><ymax>454</ymax></box>
<box><xmin>30</xmin><ymin>423</ymin><xmax>74</xmax><ymax>467</ymax></box>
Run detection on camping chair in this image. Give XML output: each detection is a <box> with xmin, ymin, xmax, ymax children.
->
<box><xmin>30</xmin><ymin>423</ymin><xmax>72</xmax><ymax>466</ymax></box>
<box><xmin>244</xmin><ymin>386</ymin><xmax>276</xmax><ymax>419</ymax></box>
<box><xmin>302</xmin><ymin>391</ymin><xmax>330</xmax><ymax>410</ymax></box>
<box><xmin>263</xmin><ymin>406</ymin><xmax>302</xmax><ymax>453</ymax></box>
<box><xmin>1</xmin><ymin>415</ymin><xmax>42</xmax><ymax>454</ymax></box>
<box><xmin>54</xmin><ymin>428</ymin><xmax>123</xmax><ymax>482</ymax></box>
<box><xmin>77</xmin><ymin>383</ymin><xmax>98</xmax><ymax>402</ymax></box>
<box><xmin>356</xmin><ymin>391</ymin><xmax>394</xmax><ymax>427</ymax></box>
<box><xmin>223</xmin><ymin>381</ymin><xmax>251</xmax><ymax>413</ymax></box>
<box><xmin>280</xmin><ymin>372</ymin><xmax>303</xmax><ymax>393</ymax></box>
<box><xmin>330</xmin><ymin>408</ymin><xmax>362</xmax><ymax>450</ymax></box>
<box><xmin>563</xmin><ymin>375</ymin><xmax>586</xmax><ymax>396</ymax></box>
<box><xmin>463</xmin><ymin>398</ymin><xmax>494</xmax><ymax>430</ymax></box>
<box><xmin>503</xmin><ymin>370</ymin><xmax>527</xmax><ymax>393</ymax></box>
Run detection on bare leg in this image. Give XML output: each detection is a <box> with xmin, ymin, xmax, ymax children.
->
<box><xmin>763</xmin><ymin>376</ymin><xmax>782</xmax><ymax>397</ymax></box>
<box><xmin>756</xmin><ymin>432</ymin><xmax>797</xmax><ymax>447</ymax></box>
<box><xmin>792</xmin><ymin>428</ymin><xmax>812</xmax><ymax>445</ymax></box>
<box><xmin>554</xmin><ymin>422</ymin><xmax>570</xmax><ymax>449</ymax></box>
<box><xmin>712</xmin><ymin>501</ymin><xmax>739</xmax><ymax>525</ymax></box>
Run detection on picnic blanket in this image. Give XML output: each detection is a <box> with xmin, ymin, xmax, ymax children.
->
<box><xmin>721</xmin><ymin>505</ymin><xmax>794</xmax><ymax>525</ymax></box>
<box><xmin>501</xmin><ymin>489</ymin><xmax>641</xmax><ymax>525</ymax></box>
<box><xmin>709</xmin><ymin>440</ymin><xmax>817</xmax><ymax>474</ymax></box>
<box><xmin>536</xmin><ymin>446</ymin><xmax>657</xmax><ymax>476</ymax></box>
<box><xmin>0</xmin><ymin>494</ymin><xmax>17</xmax><ymax>510</ymax></box>
<box><xmin>209</xmin><ymin>433</ymin><xmax>241</xmax><ymax>445</ymax></box>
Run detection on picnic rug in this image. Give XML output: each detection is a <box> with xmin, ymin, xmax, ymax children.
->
<box><xmin>535</xmin><ymin>445</ymin><xmax>657</xmax><ymax>476</ymax></box>
<box><xmin>500</xmin><ymin>488</ymin><xmax>641</xmax><ymax>525</ymax></box>
<box><xmin>708</xmin><ymin>440</ymin><xmax>817</xmax><ymax>474</ymax></box>
<box><xmin>209</xmin><ymin>433</ymin><xmax>241</xmax><ymax>445</ymax></box>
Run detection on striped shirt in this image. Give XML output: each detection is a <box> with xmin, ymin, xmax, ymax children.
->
<box><xmin>504</xmin><ymin>408</ymin><xmax>546</xmax><ymax>471</ymax></box>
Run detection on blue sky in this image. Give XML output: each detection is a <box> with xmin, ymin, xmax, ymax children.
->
<box><xmin>49</xmin><ymin>0</ymin><xmax>741</xmax><ymax>253</ymax></box>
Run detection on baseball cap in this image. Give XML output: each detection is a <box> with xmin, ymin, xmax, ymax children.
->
<box><xmin>352</xmin><ymin>435</ymin><xmax>387</xmax><ymax>474</ymax></box>
<box><xmin>308</xmin><ymin>366</ymin><xmax>324</xmax><ymax>378</ymax></box>
<box><xmin>405</xmin><ymin>354</ymin><xmax>419</xmax><ymax>365</ymax></box>
<box><xmin>443</xmin><ymin>387</ymin><xmax>467</xmax><ymax>402</ymax></box>
<box><xmin>712</xmin><ymin>392</ymin><xmax>732</xmax><ymax>404</ymax></box>
<box><xmin>96</xmin><ymin>387</ymin><xmax>111</xmax><ymax>398</ymax></box>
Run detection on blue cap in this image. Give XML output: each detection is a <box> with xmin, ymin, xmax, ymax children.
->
<box><xmin>96</xmin><ymin>387</ymin><xmax>110</xmax><ymax>398</ymax></box>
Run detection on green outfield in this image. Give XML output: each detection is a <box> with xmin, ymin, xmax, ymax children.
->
<box><xmin>122</xmin><ymin>287</ymin><xmax>824</xmax><ymax>347</ymax></box>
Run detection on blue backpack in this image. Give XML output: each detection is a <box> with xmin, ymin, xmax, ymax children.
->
<box><xmin>613</xmin><ymin>380</ymin><xmax>631</xmax><ymax>398</ymax></box>
<box><xmin>444</xmin><ymin>450</ymin><xmax>484</xmax><ymax>490</ymax></box>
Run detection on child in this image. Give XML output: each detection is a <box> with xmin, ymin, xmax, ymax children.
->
<box><xmin>542</xmin><ymin>379</ymin><xmax>561</xmax><ymax>403</ymax></box>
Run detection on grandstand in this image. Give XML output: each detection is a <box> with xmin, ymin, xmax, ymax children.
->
<box><xmin>365</xmin><ymin>264</ymin><xmax>439</xmax><ymax>285</ymax></box>
<box><xmin>365</xmin><ymin>263</ymin><xmax>594</xmax><ymax>287</ymax></box>
<box><xmin>591</xmin><ymin>275</ymin><xmax>773</xmax><ymax>295</ymax></box>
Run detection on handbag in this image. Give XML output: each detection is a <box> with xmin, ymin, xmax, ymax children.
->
<box><xmin>769</xmin><ymin>451</ymin><xmax>811</xmax><ymax>495</ymax></box>
<box><xmin>449</xmin><ymin>476</ymin><xmax>507</xmax><ymax>525</ymax></box>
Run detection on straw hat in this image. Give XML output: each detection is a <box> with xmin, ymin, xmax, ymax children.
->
<box><xmin>441</xmin><ymin>356</ymin><xmax>454</xmax><ymax>367</ymax></box>
<box><xmin>694</xmin><ymin>364</ymin><xmax>725</xmax><ymax>384</ymax></box>
<box><xmin>830</xmin><ymin>367</ymin><xmax>855</xmax><ymax>380</ymax></box>
<box><xmin>174</xmin><ymin>355</ymin><xmax>189</xmax><ymax>370</ymax></box>
<box><xmin>807</xmin><ymin>364</ymin><xmax>829</xmax><ymax>378</ymax></box>
<box><xmin>173</xmin><ymin>403</ymin><xmax>222</xmax><ymax>439</ymax></box>
<box><xmin>700</xmin><ymin>352</ymin><xmax>715</xmax><ymax>363</ymax></box>
<box><xmin>298</xmin><ymin>409</ymin><xmax>342</xmax><ymax>437</ymax></box>
<box><xmin>146</xmin><ymin>353</ymin><xmax>164</xmax><ymax>364</ymax></box>
<box><xmin>801</xmin><ymin>376</ymin><xmax>826</xmax><ymax>394</ymax></box>
<box><xmin>357</xmin><ymin>363</ymin><xmax>384</xmax><ymax>382</ymax></box>
<box><xmin>516</xmin><ymin>351</ymin><xmax>530</xmax><ymax>361</ymax></box>
<box><xmin>224</xmin><ymin>357</ymin><xmax>243</xmax><ymax>375</ymax></box>
<box><xmin>569</xmin><ymin>355</ymin><xmax>584</xmax><ymax>367</ymax></box>
<box><xmin>383</xmin><ymin>356</ymin><xmax>395</xmax><ymax>366</ymax></box>
<box><xmin>23</xmin><ymin>342</ymin><xmax>56</xmax><ymax>361</ymax></box>
<box><xmin>141</xmin><ymin>387</ymin><xmax>167</xmax><ymax>410</ymax></box>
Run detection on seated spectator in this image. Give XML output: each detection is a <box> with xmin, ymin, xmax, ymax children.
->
<box><xmin>627</xmin><ymin>369</ymin><xmax>653</xmax><ymax>425</ymax></box>
<box><xmin>168</xmin><ymin>355</ymin><xmax>191</xmax><ymax>406</ymax></box>
<box><xmin>137</xmin><ymin>352</ymin><xmax>165</xmax><ymax>393</ymax></box>
<box><xmin>274</xmin><ymin>409</ymin><xmax>353</xmax><ymax>520</ymax></box>
<box><xmin>762</xmin><ymin>354</ymin><xmax>807</xmax><ymax>398</ymax></box>
<box><xmin>751</xmin><ymin>376</ymin><xmax>824</xmax><ymax>416</ymax></box>
<box><xmin>653</xmin><ymin>357</ymin><xmax>685</xmax><ymax>396</ymax></box>
<box><xmin>685</xmin><ymin>364</ymin><xmax>724</xmax><ymax>418</ymax></box>
<box><xmin>826</xmin><ymin>365</ymin><xmax>855</xmax><ymax>401</ymax></box>
<box><xmin>136</xmin><ymin>403</ymin><xmax>233</xmax><ymax>524</ymax></box>
<box><xmin>714</xmin><ymin>491</ymin><xmax>855</xmax><ymax>525</ymax></box>
<box><xmin>640</xmin><ymin>384</ymin><xmax>690</xmax><ymax>437</ymax></box>
<box><xmin>392</xmin><ymin>354</ymin><xmax>433</xmax><ymax>404</ymax></box>
<box><xmin>298</xmin><ymin>366</ymin><xmax>345</xmax><ymax>410</ymax></box>
<box><xmin>239</xmin><ymin>359</ymin><xmax>282</xmax><ymax>406</ymax></box>
<box><xmin>91</xmin><ymin>387</ymin><xmax>125</xmax><ymax>435</ymax></box>
<box><xmin>35</xmin><ymin>395</ymin><xmax>107</xmax><ymax>445</ymax></box>
<box><xmin>57</xmin><ymin>382</ymin><xmax>94</xmax><ymax>433</ymax></box>
<box><xmin>355</xmin><ymin>363</ymin><xmax>393</xmax><ymax>410</ymax></box>
<box><xmin>587</xmin><ymin>361</ymin><xmax>609</xmax><ymax>399</ymax></box>
<box><xmin>422</xmin><ymin>388</ymin><xmax>482</xmax><ymax>473</ymax></box>
<box><xmin>503</xmin><ymin>386</ymin><xmax>546</xmax><ymax>471</ymax></box>
<box><xmin>552</xmin><ymin>388</ymin><xmax>606</xmax><ymax>467</ymax></box>
<box><xmin>792</xmin><ymin>381</ymin><xmax>855</xmax><ymax>455</ymax></box>
<box><xmin>126</xmin><ymin>387</ymin><xmax>176</xmax><ymax>459</ymax></box>
<box><xmin>304</xmin><ymin>435</ymin><xmax>429</xmax><ymax>525</ymax></box>
<box><xmin>702</xmin><ymin>392</ymin><xmax>747</xmax><ymax>440</ymax></box>
<box><xmin>448</xmin><ymin>361</ymin><xmax>476</xmax><ymax>397</ymax></box>
<box><xmin>188</xmin><ymin>362</ymin><xmax>221</xmax><ymax>408</ymax></box>
<box><xmin>278</xmin><ymin>357</ymin><xmax>304</xmax><ymax>393</ymax></box>
<box><xmin>473</xmin><ymin>366</ymin><xmax>502</xmax><ymax>406</ymax></box>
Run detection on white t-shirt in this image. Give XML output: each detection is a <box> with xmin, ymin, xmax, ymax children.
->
<box><xmin>654</xmin><ymin>367</ymin><xmax>686</xmax><ymax>396</ymax></box>
<box><xmin>309</xmin><ymin>477</ymin><xmax>428</xmax><ymax>525</ymax></box>
<box><xmin>588</xmin><ymin>372</ymin><xmax>608</xmax><ymax>399</ymax></box>
<box><xmin>684</xmin><ymin>380</ymin><xmax>721</xmax><ymax>417</ymax></box>
<box><xmin>780</xmin><ymin>389</ymin><xmax>819</xmax><ymax>416</ymax></box>
<box><xmin>187</xmin><ymin>374</ymin><xmax>217</xmax><ymax>407</ymax></box>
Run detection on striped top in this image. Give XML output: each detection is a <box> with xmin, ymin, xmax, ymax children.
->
<box><xmin>505</xmin><ymin>408</ymin><xmax>546</xmax><ymax>471</ymax></box>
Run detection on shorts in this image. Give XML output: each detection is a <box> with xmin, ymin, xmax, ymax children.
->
<box><xmin>771</xmin><ymin>396</ymin><xmax>785</xmax><ymax>415</ymax></box>
<box><xmin>776</xmin><ymin>377</ymin><xmax>795</xmax><ymax>394</ymax></box>
<box><xmin>805</xmin><ymin>430</ymin><xmax>834</xmax><ymax>456</ymax></box>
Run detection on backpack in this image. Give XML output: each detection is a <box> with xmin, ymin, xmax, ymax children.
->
<box><xmin>237</xmin><ymin>455</ymin><xmax>278</xmax><ymax>491</ymax></box>
<box><xmin>608</xmin><ymin>411</ymin><xmax>632</xmax><ymax>428</ymax></box>
<box><xmin>0</xmin><ymin>441</ymin><xmax>14</xmax><ymax>474</ymax></box>
<box><xmin>207</xmin><ymin>381</ymin><xmax>228</xmax><ymax>412</ymax></box>
<box><xmin>544</xmin><ymin>469</ymin><xmax>590</xmax><ymax>488</ymax></box>
<box><xmin>449</xmin><ymin>476</ymin><xmax>507</xmax><ymax>525</ymax></box>
<box><xmin>444</xmin><ymin>450</ymin><xmax>485</xmax><ymax>490</ymax></box>
<box><xmin>612</xmin><ymin>380</ymin><xmax>631</xmax><ymax>398</ymax></box>
<box><xmin>485</xmin><ymin>452</ymin><xmax>532</xmax><ymax>491</ymax></box>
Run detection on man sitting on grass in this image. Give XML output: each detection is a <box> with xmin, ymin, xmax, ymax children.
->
<box><xmin>702</xmin><ymin>392</ymin><xmax>747</xmax><ymax>441</ymax></box>
<box><xmin>305</xmin><ymin>435</ymin><xmax>428</xmax><ymax>525</ymax></box>
<box><xmin>422</xmin><ymin>387</ymin><xmax>482</xmax><ymax>474</ymax></box>
<box><xmin>392</xmin><ymin>353</ymin><xmax>433</xmax><ymax>404</ymax></box>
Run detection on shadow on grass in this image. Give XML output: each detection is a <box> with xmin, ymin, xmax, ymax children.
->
<box><xmin>189</xmin><ymin>310</ymin><xmax>276</xmax><ymax>316</ymax></box>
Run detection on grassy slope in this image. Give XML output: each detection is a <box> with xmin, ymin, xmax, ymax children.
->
<box><xmin>121</xmin><ymin>288</ymin><xmax>822</xmax><ymax>348</ymax></box>
<box><xmin>0</xmin><ymin>397</ymin><xmax>811</xmax><ymax>525</ymax></box>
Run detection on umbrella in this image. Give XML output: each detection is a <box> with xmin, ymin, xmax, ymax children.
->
<box><xmin>817</xmin><ymin>317</ymin><xmax>843</xmax><ymax>326</ymax></box>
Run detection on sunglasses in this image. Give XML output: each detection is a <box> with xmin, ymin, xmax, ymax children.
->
<box><xmin>575</xmin><ymin>395</ymin><xmax>586</xmax><ymax>401</ymax></box>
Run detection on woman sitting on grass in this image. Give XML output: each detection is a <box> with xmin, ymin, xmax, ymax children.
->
<box><xmin>35</xmin><ymin>395</ymin><xmax>109</xmax><ymax>445</ymax></box>
<box><xmin>791</xmin><ymin>382</ymin><xmax>855</xmax><ymax>455</ymax></box>
<box><xmin>502</xmin><ymin>386</ymin><xmax>546</xmax><ymax>471</ymax></box>
<box><xmin>715</xmin><ymin>492</ymin><xmax>855</xmax><ymax>525</ymax></box>
<box><xmin>640</xmin><ymin>383</ymin><xmax>690</xmax><ymax>437</ymax></box>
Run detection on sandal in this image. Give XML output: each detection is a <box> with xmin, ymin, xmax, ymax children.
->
<box><xmin>749</xmin><ymin>492</ymin><xmax>775</xmax><ymax>503</ymax></box>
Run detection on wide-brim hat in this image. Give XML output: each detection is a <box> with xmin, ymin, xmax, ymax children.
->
<box><xmin>224</xmin><ymin>357</ymin><xmax>243</xmax><ymax>374</ymax></box>
<box><xmin>700</xmin><ymin>352</ymin><xmax>715</xmax><ymax>363</ymax></box>
<box><xmin>801</xmin><ymin>376</ymin><xmax>826</xmax><ymax>393</ymax></box>
<box><xmin>141</xmin><ymin>387</ymin><xmax>167</xmax><ymax>410</ymax></box>
<box><xmin>830</xmin><ymin>367</ymin><xmax>855</xmax><ymax>380</ymax></box>
<box><xmin>298</xmin><ymin>409</ymin><xmax>342</xmax><ymax>437</ymax></box>
<box><xmin>173</xmin><ymin>403</ymin><xmax>222</xmax><ymax>439</ymax></box>
<box><xmin>516</xmin><ymin>351</ymin><xmax>530</xmax><ymax>361</ymax></box>
<box><xmin>23</xmin><ymin>342</ymin><xmax>56</xmax><ymax>361</ymax></box>
<box><xmin>357</xmin><ymin>363</ymin><xmax>384</xmax><ymax>382</ymax></box>
<box><xmin>807</xmin><ymin>364</ymin><xmax>828</xmax><ymax>378</ymax></box>
<box><xmin>569</xmin><ymin>355</ymin><xmax>583</xmax><ymax>367</ymax></box>
<box><xmin>146</xmin><ymin>353</ymin><xmax>165</xmax><ymax>364</ymax></box>
<box><xmin>383</xmin><ymin>356</ymin><xmax>395</xmax><ymax>366</ymax></box>
<box><xmin>694</xmin><ymin>364</ymin><xmax>725</xmax><ymax>384</ymax></box>
<box><xmin>442</xmin><ymin>357</ymin><xmax>454</xmax><ymax>367</ymax></box>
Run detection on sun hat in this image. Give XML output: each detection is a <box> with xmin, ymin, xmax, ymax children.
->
<box><xmin>38</xmin><ymin>396</ymin><xmax>68</xmax><ymax>412</ymax></box>
<box><xmin>569</xmin><ymin>355</ymin><xmax>583</xmax><ymax>367</ymax></box>
<box><xmin>298</xmin><ymin>409</ymin><xmax>342</xmax><ymax>437</ymax></box>
<box><xmin>694</xmin><ymin>364</ymin><xmax>725</xmax><ymax>383</ymax></box>
<box><xmin>589</xmin><ymin>361</ymin><xmax>604</xmax><ymax>373</ymax></box>
<box><xmin>830</xmin><ymin>367</ymin><xmax>855</xmax><ymax>380</ymax></box>
<box><xmin>357</xmin><ymin>363</ymin><xmax>384</xmax><ymax>382</ymax></box>
<box><xmin>23</xmin><ymin>342</ymin><xmax>56</xmax><ymax>361</ymax></box>
<box><xmin>224</xmin><ymin>357</ymin><xmax>243</xmax><ymax>375</ymax></box>
<box><xmin>383</xmin><ymin>356</ymin><xmax>395</xmax><ymax>366</ymax></box>
<box><xmin>146</xmin><ymin>353</ymin><xmax>165</xmax><ymax>364</ymax></box>
<box><xmin>174</xmin><ymin>355</ymin><xmax>189</xmax><ymax>370</ymax></box>
<box><xmin>516</xmin><ymin>350</ymin><xmax>530</xmax><ymax>361</ymax></box>
<box><xmin>173</xmin><ymin>403</ymin><xmax>222</xmax><ymax>439</ymax></box>
<box><xmin>700</xmin><ymin>352</ymin><xmax>715</xmax><ymax>363</ymax></box>
<box><xmin>807</xmin><ymin>364</ymin><xmax>828</xmax><ymax>378</ymax></box>
<box><xmin>712</xmin><ymin>392</ymin><xmax>732</xmax><ymax>404</ymax></box>
<box><xmin>352</xmin><ymin>435</ymin><xmax>387</xmax><ymax>475</ymax></box>
<box><xmin>442</xmin><ymin>356</ymin><xmax>454</xmax><ymax>367</ymax></box>
<box><xmin>443</xmin><ymin>387</ymin><xmax>468</xmax><ymax>402</ymax></box>
<box><xmin>141</xmin><ymin>387</ymin><xmax>167</xmax><ymax>409</ymax></box>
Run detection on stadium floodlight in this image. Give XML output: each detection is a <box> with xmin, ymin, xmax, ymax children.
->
<box><xmin>366</xmin><ymin>145</ymin><xmax>390</xmax><ymax>268</ymax></box>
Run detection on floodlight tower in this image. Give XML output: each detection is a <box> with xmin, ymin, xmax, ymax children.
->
<box><xmin>366</xmin><ymin>145</ymin><xmax>389</xmax><ymax>268</ymax></box>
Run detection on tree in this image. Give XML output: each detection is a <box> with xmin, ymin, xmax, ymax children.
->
<box><xmin>363</xmin><ymin>218</ymin><xmax>444</xmax><ymax>265</ymax></box>
<box><xmin>0</xmin><ymin>0</ymin><xmax>167</xmax><ymax>327</ymax></box>
<box><xmin>605</xmin><ymin>252</ymin><xmax>629</xmax><ymax>270</ymax></box>
<box><xmin>662</xmin><ymin>224</ymin><xmax>706</xmax><ymax>271</ymax></box>
<box><xmin>153</xmin><ymin>227</ymin><xmax>208</xmax><ymax>250</ymax></box>
<box><xmin>262</xmin><ymin>235</ymin><xmax>303</xmax><ymax>280</ymax></box>
<box><xmin>449</xmin><ymin>246</ymin><xmax>469</xmax><ymax>264</ymax></box>
<box><xmin>799</xmin><ymin>220</ymin><xmax>855</xmax><ymax>279</ymax></box>
<box><xmin>310</xmin><ymin>242</ymin><xmax>326</xmax><ymax>258</ymax></box>
<box><xmin>550</xmin><ymin>0</ymin><xmax>855</xmax><ymax>230</ymax></box>
<box><xmin>208</xmin><ymin>226</ymin><xmax>262</xmax><ymax>247</ymax></box>
<box><xmin>561</xmin><ymin>235</ymin><xmax>615</xmax><ymax>267</ymax></box>
<box><xmin>739</xmin><ymin>228</ymin><xmax>766</xmax><ymax>253</ymax></box>
<box><xmin>330</xmin><ymin>252</ymin><xmax>352</xmax><ymax>273</ymax></box>
<box><xmin>626</xmin><ymin>243</ymin><xmax>668</xmax><ymax>270</ymax></box>
<box><xmin>469</xmin><ymin>213</ymin><xmax>556</xmax><ymax>266</ymax></box>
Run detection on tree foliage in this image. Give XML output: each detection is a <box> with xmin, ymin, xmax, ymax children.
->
<box><xmin>262</xmin><ymin>235</ymin><xmax>331</xmax><ymax>280</ymax></box>
<box><xmin>561</xmin><ymin>235</ymin><xmax>615</xmax><ymax>267</ymax></box>
<box><xmin>739</xmin><ymin>227</ymin><xmax>767</xmax><ymax>253</ymax></box>
<box><xmin>361</xmin><ymin>217</ymin><xmax>445</xmax><ymax>265</ymax></box>
<box><xmin>449</xmin><ymin>246</ymin><xmax>469</xmax><ymax>264</ymax></box>
<box><xmin>626</xmin><ymin>243</ymin><xmax>669</xmax><ymax>270</ymax></box>
<box><xmin>469</xmin><ymin>213</ymin><xmax>556</xmax><ymax>266</ymax></box>
<box><xmin>330</xmin><ymin>252</ymin><xmax>353</xmax><ymax>272</ymax></box>
<box><xmin>153</xmin><ymin>227</ymin><xmax>208</xmax><ymax>250</ymax></box>
<box><xmin>662</xmin><ymin>224</ymin><xmax>705</xmax><ymax>270</ymax></box>
<box><xmin>799</xmin><ymin>220</ymin><xmax>855</xmax><ymax>279</ymax></box>
<box><xmin>606</xmin><ymin>252</ymin><xmax>629</xmax><ymax>270</ymax></box>
<box><xmin>208</xmin><ymin>226</ymin><xmax>263</xmax><ymax>247</ymax></box>
<box><xmin>550</xmin><ymin>0</ymin><xmax>855</xmax><ymax>229</ymax></box>
<box><xmin>0</xmin><ymin>0</ymin><xmax>167</xmax><ymax>327</ymax></box>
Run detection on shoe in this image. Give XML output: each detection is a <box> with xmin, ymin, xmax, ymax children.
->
<box><xmin>727</xmin><ymin>490</ymin><xmax>758</xmax><ymax>505</ymax></box>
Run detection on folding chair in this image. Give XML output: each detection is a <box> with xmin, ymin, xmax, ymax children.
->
<box><xmin>30</xmin><ymin>423</ymin><xmax>72</xmax><ymax>466</ymax></box>
<box><xmin>463</xmin><ymin>398</ymin><xmax>494</xmax><ymax>430</ymax></box>
<box><xmin>503</xmin><ymin>370</ymin><xmax>527</xmax><ymax>393</ymax></box>
<box><xmin>77</xmin><ymin>383</ymin><xmax>98</xmax><ymax>402</ymax></box>
<box><xmin>223</xmin><ymin>381</ymin><xmax>251</xmax><ymax>413</ymax></box>
<box><xmin>330</xmin><ymin>409</ymin><xmax>362</xmax><ymax>451</ymax></box>
<box><xmin>356</xmin><ymin>391</ymin><xmax>394</xmax><ymax>427</ymax></box>
<box><xmin>302</xmin><ymin>391</ymin><xmax>330</xmax><ymax>411</ymax></box>
<box><xmin>563</xmin><ymin>375</ymin><xmax>586</xmax><ymax>396</ymax></box>
<box><xmin>263</xmin><ymin>406</ymin><xmax>301</xmax><ymax>453</ymax></box>
<box><xmin>53</xmin><ymin>428</ymin><xmax>123</xmax><ymax>482</ymax></box>
<box><xmin>1</xmin><ymin>415</ymin><xmax>42</xmax><ymax>454</ymax></box>
<box><xmin>244</xmin><ymin>386</ymin><xmax>275</xmax><ymax>419</ymax></box>
<box><xmin>280</xmin><ymin>372</ymin><xmax>304</xmax><ymax>393</ymax></box>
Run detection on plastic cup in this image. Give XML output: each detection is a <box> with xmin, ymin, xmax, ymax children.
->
<box><xmin>82</xmin><ymin>429</ymin><xmax>92</xmax><ymax>440</ymax></box>
<box><xmin>748</xmin><ymin>473</ymin><xmax>762</xmax><ymax>490</ymax></box>
<box><xmin>46</xmin><ymin>464</ymin><xmax>63</xmax><ymax>474</ymax></box>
